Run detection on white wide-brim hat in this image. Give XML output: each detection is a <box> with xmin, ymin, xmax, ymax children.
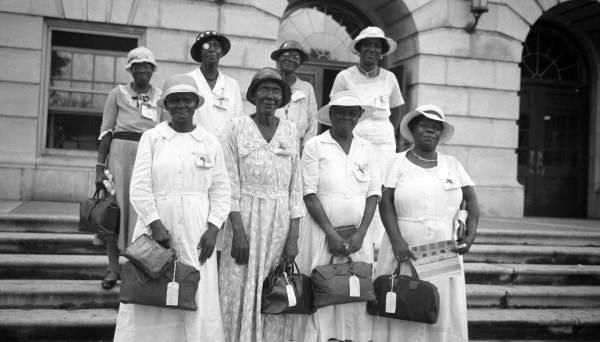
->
<box><xmin>350</xmin><ymin>26</ymin><xmax>397</xmax><ymax>56</ymax></box>
<box><xmin>318</xmin><ymin>91</ymin><xmax>375</xmax><ymax>126</ymax></box>
<box><xmin>399</xmin><ymin>104</ymin><xmax>455</xmax><ymax>144</ymax></box>
<box><xmin>124</xmin><ymin>46</ymin><xmax>158</xmax><ymax>71</ymax></box>
<box><xmin>158</xmin><ymin>74</ymin><xmax>204</xmax><ymax>109</ymax></box>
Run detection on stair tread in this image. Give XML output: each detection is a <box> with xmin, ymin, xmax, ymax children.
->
<box><xmin>0</xmin><ymin>254</ymin><xmax>125</xmax><ymax>266</ymax></box>
<box><xmin>466</xmin><ymin>262</ymin><xmax>600</xmax><ymax>274</ymax></box>
<box><xmin>0</xmin><ymin>308</ymin><xmax>117</xmax><ymax>326</ymax></box>
<box><xmin>467</xmin><ymin>284</ymin><xmax>600</xmax><ymax>296</ymax></box>
<box><xmin>0</xmin><ymin>279</ymin><xmax>119</xmax><ymax>294</ymax></box>
<box><xmin>468</xmin><ymin>308</ymin><xmax>600</xmax><ymax>324</ymax></box>
<box><xmin>0</xmin><ymin>232</ymin><xmax>93</xmax><ymax>240</ymax></box>
<box><xmin>469</xmin><ymin>244</ymin><xmax>600</xmax><ymax>255</ymax></box>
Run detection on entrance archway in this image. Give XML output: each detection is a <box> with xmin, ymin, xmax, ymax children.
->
<box><xmin>518</xmin><ymin>24</ymin><xmax>590</xmax><ymax>217</ymax></box>
<box><xmin>278</xmin><ymin>1</ymin><xmax>370</xmax><ymax>108</ymax></box>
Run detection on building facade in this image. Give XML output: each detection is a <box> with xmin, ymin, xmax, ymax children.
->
<box><xmin>0</xmin><ymin>0</ymin><xmax>599</xmax><ymax>218</ymax></box>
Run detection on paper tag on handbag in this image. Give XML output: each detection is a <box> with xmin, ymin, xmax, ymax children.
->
<box><xmin>349</xmin><ymin>275</ymin><xmax>360</xmax><ymax>297</ymax></box>
<box><xmin>385</xmin><ymin>292</ymin><xmax>397</xmax><ymax>313</ymax></box>
<box><xmin>166</xmin><ymin>282</ymin><xmax>179</xmax><ymax>306</ymax></box>
<box><xmin>286</xmin><ymin>284</ymin><xmax>297</xmax><ymax>307</ymax></box>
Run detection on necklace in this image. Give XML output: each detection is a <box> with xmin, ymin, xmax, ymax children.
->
<box><xmin>410</xmin><ymin>150</ymin><xmax>437</xmax><ymax>162</ymax></box>
<box><xmin>357</xmin><ymin>64</ymin><xmax>379</xmax><ymax>78</ymax></box>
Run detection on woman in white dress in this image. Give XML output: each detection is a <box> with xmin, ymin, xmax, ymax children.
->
<box><xmin>330</xmin><ymin>26</ymin><xmax>404</xmax><ymax>249</ymax></box>
<box><xmin>113</xmin><ymin>74</ymin><xmax>231</xmax><ymax>342</ymax></box>
<box><xmin>373</xmin><ymin>104</ymin><xmax>479</xmax><ymax>342</ymax></box>
<box><xmin>292</xmin><ymin>91</ymin><xmax>381</xmax><ymax>342</ymax></box>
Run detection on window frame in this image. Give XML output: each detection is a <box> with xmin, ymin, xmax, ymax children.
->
<box><xmin>39</xmin><ymin>19</ymin><xmax>145</xmax><ymax>159</ymax></box>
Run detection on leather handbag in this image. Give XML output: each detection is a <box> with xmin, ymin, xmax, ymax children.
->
<box><xmin>123</xmin><ymin>234</ymin><xmax>176</xmax><ymax>279</ymax></box>
<box><xmin>367</xmin><ymin>260</ymin><xmax>440</xmax><ymax>323</ymax></box>
<box><xmin>261</xmin><ymin>261</ymin><xmax>315</xmax><ymax>315</ymax></box>
<box><xmin>119</xmin><ymin>260</ymin><xmax>200</xmax><ymax>311</ymax></box>
<box><xmin>78</xmin><ymin>189</ymin><xmax>120</xmax><ymax>238</ymax></box>
<box><xmin>311</xmin><ymin>256</ymin><xmax>375</xmax><ymax>308</ymax></box>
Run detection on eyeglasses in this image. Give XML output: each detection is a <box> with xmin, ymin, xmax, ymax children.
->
<box><xmin>280</xmin><ymin>51</ymin><xmax>302</xmax><ymax>62</ymax></box>
<box><xmin>202</xmin><ymin>40</ymin><xmax>222</xmax><ymax>51</ymax></box>
<box><xmin>256</xmin><ymin>87</ymin><xmax>283</xmax><ymax>97</ymax></box>
<box><xmin>130</xmin><ymin>63</ymin><xmax>154</xmax><ymax>72</ymax></box>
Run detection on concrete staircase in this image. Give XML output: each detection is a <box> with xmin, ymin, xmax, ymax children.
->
<box><xmin>0</xmin><ymin>202</ymin><xmax>599</xmax><ymax>341</ymax></box>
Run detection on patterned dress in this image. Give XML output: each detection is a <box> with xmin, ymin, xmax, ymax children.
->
<box><xmin>219</xmin><ymin>115</ymin><xmax>305</xmax><ymax>342</ymax></box>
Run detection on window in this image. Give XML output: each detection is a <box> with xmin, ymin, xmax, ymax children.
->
<box><xmin>46</xmin><ymin>27</ymin><xmax>139</xmax><ymax>151</ymax></box>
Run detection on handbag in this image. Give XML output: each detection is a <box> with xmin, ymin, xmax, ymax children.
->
<box><xmin>78</xmin><ymin>189</ymin><xmax>120</xmax><ymax>238</ymax></box>
<box><xmin>334</xmin><ymin>225</ymin><xmax>357</xmax><ymax>240</ymax></box>
<box><xmin>119</xmin><ymin>259</ymin><xmax>200</xmax><ymax>311</ymax></box>
<box><xmin>367</xmin><ymin>260</ymin><xmax>440</xmax><ymax>323</ymax></box>
<box><xmin>123</xmin><ymin>234</ymin><xmax>177</xmax><ymax>279</ymax></box>
<box><xmin>311</xmin><ymin>256</ymin><xmax>375</xmax><ymax>308</ymax></box>
<box><xmin>261</xmin><ymin>260</ymin><xmax>315</xmax><ymax>315</ymax></box>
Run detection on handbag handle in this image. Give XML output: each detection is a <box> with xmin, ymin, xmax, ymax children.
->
<box><xmin>393</xmin><ymin>258</ymin><xmax>420</xmax><ymax>280</ymax></box>
<box><xmin>86</xmin><ymin>189</ymin><xmax>104</xmax><ymax>222</ymax></box>
<box><xmin>329</xmin><ymin>255</ymin><xmax>353</xmax><ymax>264</ymax></box>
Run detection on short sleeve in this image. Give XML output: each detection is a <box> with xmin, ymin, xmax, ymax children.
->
<box><xmin>301</xmin><ymin>136</ymin><xmax>320</xmax><ymax>196</ymax></box>
<box><xmin>452</xmin><ymin>158</ymin><xmax>475</xmax><ymax>187</ymax></box>
<box><xmin>382</xmin><ymin>153</ymin><xmax>404</xmax><ymax>188</ymax></box>
<box><xmin>98</xmin><ymin>87</ymin><xmax>119</xmax><ymax>139</ymax></box>
<box><xmin>388</xmin><ymin>73</ymin><xmax>404</xmax><ymax>108</ymax></box>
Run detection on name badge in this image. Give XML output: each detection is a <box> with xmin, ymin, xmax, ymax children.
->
<box><xmin>141</xmin><ymin>104</ymin><xmax>157</xmax><ymax>121</ymax></box>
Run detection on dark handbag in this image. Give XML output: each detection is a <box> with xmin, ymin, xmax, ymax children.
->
<box><xmin>78</xmin><ymin>189</ymin><xmax>120</xmax><ymax>237</ymax></box>
<box><xmin>261</xmin><ymin>261</ymin><xmax>315</xmax><ymax>315</ymax></box>
<box><xmin>119</xmin><ymin>260</ymin><xmax>200</xmax><ymax>311</ymax></box>
<box><xmin>311</xmin><ymin>256</ymin><xmax>375</xmax><ymax>308</ymax></box>
<box><xmin>334</xmin><ymin>225</ymin><xmax>357</xmax><ymax>240</ymax></box>
<box><xmin>123</xmin><ymin>234</ymin><xmax>176</xmax><ymax>279</ymax></box>
<box><xmin>367</xmin><ymin>260</ymin><xmax>440</xmax><ymax>323</ymax></box>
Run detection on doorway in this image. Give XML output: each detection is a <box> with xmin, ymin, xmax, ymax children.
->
<box><xmin>518</xmin><ymin>25</ymin><xmax>590</xmax><ymax>217</ymax></box>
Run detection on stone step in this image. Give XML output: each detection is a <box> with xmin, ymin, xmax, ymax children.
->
<box><xmin>0</xmin><ymin>308</ymin><xmax>116</xmax><ymax>341</ymax></box>
<box><xmin>2</xmin><ymin>279</ymin><xmax>598</xmax><ymax>311</ymax></box>
<box><xmin>0</xmin><ymin>213</ymin><xmax>79</xmax><ymax>234</ymax></box>
<box><xmin>464</xmin><ymin>263</ymin><xmax>600</xmax><ymax>285</ymax></box>
<box><xmin>466</xmin><ymin>284</ymin><xmax>600</xmax><ymax>308</ymax></box>
<box><xmin>476</xmin><ymin>229</ymin><xmax>600</xmax><ymax>247</ymax></box>
<box><xmin>465</xmin><ymin>244</ymin><xmax>600</xmax><ymax>265</ymax></box>
<box><xmin>1</xmin><ymin>307</ymin><xmax>598</xmax><ymax>341</ymax></box>
<box><xmin>0</xmin><ymin>280</ymin><xmax>119</xmax><ymax>309</ymax></box>
<box><xmin>468</xmin><ymin>308</ymin><xmax>600</xmax><ymax>340</ymax></box>
<box><xmin>0</xmin><ymin>232</ymin><xmax>102</xmax><ymax>255</ymax></box>
<box><xmin>0</xmin><ymin>254</ymin><xmax>125</xmax><ymax>280</ymax></box>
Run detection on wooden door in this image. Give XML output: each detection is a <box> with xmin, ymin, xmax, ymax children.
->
<box><xmin>518</xmin><ymin>82</ymin><xmax>588</xmax><ymax>217</ymax></box>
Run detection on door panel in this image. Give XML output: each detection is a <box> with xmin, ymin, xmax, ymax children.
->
<box><xmin>518</xmin><ymin>83</ymin><xmax>588</xmax><ymax>217</ymax></box>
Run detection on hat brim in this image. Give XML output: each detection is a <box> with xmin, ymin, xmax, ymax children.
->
<box><xmin>246</xmin><ymin>77</ymin><xmax>291</xmax><ymax>108</ymax></box>
<box><xmin>159</xmin><ymin>85</ymin><xmax>205</xmax><ymax>110</ymax></box>
<box><xmin>350</xmin><ymin>37</ymin><xmax>397</xmax><ymax>56</ymax></box>
<box><xmin>270</xmin><ymin>48</ymin><xmax>309</xmax><ymax>64</ymax></box>
<box><xmin>317</xmin><ymin>104</ymin><xmax>376</xmax><ymax>126</ymax></box>
<box><xmin>399</xmin><ymin>110</ymin><xmax>454</xmax><ymax>144</ymax></box>
<box><xmin>190</xmin><ymin>35</ymin><xmax>231</xmax><ymax>62</ymax></box>
<box><xmin>125</xmin><ymin>58</ymin><xmax>158</xmax><ymax>71</ymax></box>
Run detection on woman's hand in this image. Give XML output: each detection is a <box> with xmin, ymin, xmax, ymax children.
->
<box><xmin>283</xmin><ymin>238</ymin><xmax>298</xmax><ymax>262</ymax></box>
<box><xmin>95</xmin><ymin>166</ymin><xmax>107</xmax><ymax>191</ymax></box>
<box><xmin>326</xmin><ymin>232</ymin><xmax>347</xmax><ymax>257</ymax></box>
<box><xmin>231</xmin><ymin>223</ymin><xmax>250</xmax><ymax>265</ymax></box>
<box><xmin>390</xmin><ymin>237</ymin><xmax>416</xmax><ymax>262</ymax></box>
<box><xmin>345</xmin><ymin>229</ymin><xmax>366</xmax><ymax>255</ymax></box>
<box><xmin>198</xmin><ymin>223</ymin><xmax>219</xmax><ymax>264</ymax></box>
<box><xmin>149</xmin><ymin>220</ymin><xmax>170</xmax><ymax>249</ymax></box>
<box><xmin>454</xmin><ymin>234</ymin><xmax>475</xmax><ymax>255</ymax></box>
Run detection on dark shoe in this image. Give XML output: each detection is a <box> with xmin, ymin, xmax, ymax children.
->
<box><xmin>101</xmin><ymin>271</ymin><xmax>119</xmax><ymax>290</ymax></box>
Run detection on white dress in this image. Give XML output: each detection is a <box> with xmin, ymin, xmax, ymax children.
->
<box><xmin>113</xmin><ymin>122</ymin><xmax>231</xmax><ymax>342</ymax></box>
<box><xmin>373</xmin><ymin>151</ymin><xmax>474</xmax><ymax>342</ymax></box>
<box><xmin>330</xmin><ymin>66</ymin><xmax>404</xmax><ymax>248</ymax></box>
<box><xmin>291</xmin><ymin>131</ymin><xmax>381</xmax><ymax>342</ymax></box>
